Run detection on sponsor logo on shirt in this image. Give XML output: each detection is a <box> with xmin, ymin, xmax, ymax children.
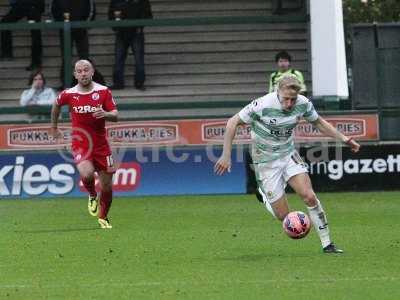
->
<box><xmin>72</xmin><ymin>105</ymin><xmax>99</xmax><ymax>113</ymax></box>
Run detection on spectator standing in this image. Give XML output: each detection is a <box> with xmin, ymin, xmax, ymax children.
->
<box><xmin>50</xmin><ymin>0</ymin><xmax>96</xmax><ymax>88</ymax></box>
<box><xmin>0</xmin><ymin>0</ymin><xmax>44</xmax><ymax>71</ymax></box>
<box><xmin>268</xmin><ymin>50</ymin><xmax>307</xmax><ymax>95</ymax></box>
<box><xmin>20</xmin><ymin>71</ymin><xmax>57</xmax><ymax>106</ymax></box>
<box><xmin>108</xmin><ymin>0</ymin><xmax>153</xmax><ymax>90</ymax></box>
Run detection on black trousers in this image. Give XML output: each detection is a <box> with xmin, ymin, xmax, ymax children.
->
<box><xmin>0</xmin><ymin>6</ymin><xmax>42</xmax><ymax>66</ymax></box>
<box><xmin>59</xmin><ymin>28</ymin><xmax>89</xmax><ymax>86</ymax></box>
<box><xmin>113</xmin><ymin>30</ymin><xmax>145</xmax><ymax>87</ymax></box>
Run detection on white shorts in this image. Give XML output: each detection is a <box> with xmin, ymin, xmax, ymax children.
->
<box><xmin>254</xmin><ymin>151</ymin><xmax>308</xmax><ymax>204</ymax></box>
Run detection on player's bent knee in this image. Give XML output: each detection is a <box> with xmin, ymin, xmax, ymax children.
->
<box><xmin>302</xmin><ymin>191</ymin><xmax>317</xmax><ymax>207</ymax></box>
<box><xmin>81</xmin><ymin>173</ymin><xmax>94</xmax><ymax>182</ymax></box>
<box><xmin>100</xmin><ymin>183</ymin><xmax>112</xmax><ymax>192</ymax></box>
<box><xmin>270</xmin><ymin>195</ymin><xmax>289</xmax><ymax>221</ymax></box>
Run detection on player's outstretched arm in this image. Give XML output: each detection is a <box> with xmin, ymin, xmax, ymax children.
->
<box><xmin>50</xmin><ymin>102</ymin><xmax>62</xmax><ymax>139</ymax></box>
<box><xmin>214</xmin><ymin>114</ymin><xmax>243</xmax><ymax>175</ymax></box>
<box><xmin>312</xmin><ymin>117</ymin><xmax>360</xmax><ymax>153</ymax></box>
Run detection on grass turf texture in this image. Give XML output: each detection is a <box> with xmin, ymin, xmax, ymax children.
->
<box><xmin>1</xmin><ymin>192</ymin><xmax>399</xmax><ymax>299</ymax></box>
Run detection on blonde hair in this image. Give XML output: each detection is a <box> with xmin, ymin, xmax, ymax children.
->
<box><xmin>277</xmin><ymin>75</ymin><xmax>301</xmax><ymax>93</ymax></box>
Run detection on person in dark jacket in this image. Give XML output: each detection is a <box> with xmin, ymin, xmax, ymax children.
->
<box><xmin>50</xmin><ymin>0</ymin><xmax>96</xmax><ymax>88</ymax></box>
<box><xmin>0</xmin><ymin>0</ymin><xmax>44</xmax><ymax>71</ymax></box>
<box><xmin>108</xmin><ymin>0</ymin><xmax>152</xmax><ymax>90</ymax></box>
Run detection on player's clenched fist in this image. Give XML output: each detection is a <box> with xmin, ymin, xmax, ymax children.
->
<box><xmin>50</xmin><ymin>127</ymin><xmax>62</xmax><ymax>141</ymax></box>
<box><xmin>92</xmin><ymin>106</ymin><xmax>106</xmax><ymax>119</ymax></box>
<box><xmin>345</xmin><ymin>137</ymin><xmax>361</xmax><ymax>153</ymax></box>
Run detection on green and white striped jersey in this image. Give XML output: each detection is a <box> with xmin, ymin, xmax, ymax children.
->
<box><xmin>238</xmin><ymin>92</ymin><xmax>319</xmax><ymax>163</ymax></box>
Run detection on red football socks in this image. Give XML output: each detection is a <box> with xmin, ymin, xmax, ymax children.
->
<box><xmin>82</xmin><ymin>177</ymin><xmax>97</xmax><ymax>198</ymax></box>
<box><xmin>98</xmin><ymin>190</ymin><xmax>113</xmax><ymax>219</ymax></box>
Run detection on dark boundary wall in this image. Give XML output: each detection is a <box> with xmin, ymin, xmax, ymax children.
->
<box><xmin>0</xmin><ymin>147</ymin><xmax>246</xmax><ymax>198</ymax></box>
<box><xmin>1</xmin><ymin>144</ymin><xmax>399</xmax><ymax>198</ymax></box>
<box><xmin>247</xmin><ymin>144</ymin><xmax>400</xmax><ymax>193</ymax></box>
<box><xmin>352</xmin><ymin>24</ymin><xmax>400</xmax><ymax>110</ymax></box>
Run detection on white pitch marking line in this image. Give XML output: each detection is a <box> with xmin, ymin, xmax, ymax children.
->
<box><xmin>0</xmin><ymin>277</ymin><xmax>399</xmax><ymax>289</ymax></box>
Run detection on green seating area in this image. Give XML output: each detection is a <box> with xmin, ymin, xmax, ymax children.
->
<box><xmin>0</xmin><ymin>0</ymin><xmax>308</xmax><ymax>122</ymax></box>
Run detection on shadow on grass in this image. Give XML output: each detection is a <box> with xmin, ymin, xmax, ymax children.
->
<box><xmin>218</xmin><ymin>253</ymin><xmax>272</xmax><ymax>262</ymax></box>
<box><xmin>219</xmin><ymin>251</ymin><xmax>317</xmax><ymax>261</ymax></box>
<box><xmin>14</xmin><ymin>227</ymin><xmax>100</xmax><ymax>234</ymax></box>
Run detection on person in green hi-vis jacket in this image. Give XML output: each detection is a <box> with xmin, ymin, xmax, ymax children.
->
<box><xmin>268</xmin><ymin>50</ymin><xmax>307</xmax><ymax>95</ymax></box>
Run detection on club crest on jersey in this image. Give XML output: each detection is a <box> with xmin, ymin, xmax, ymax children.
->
<box><xmin>92</xmin><ymin>93</ymin><xmax>100</xmax><ymax>101</ymax></box>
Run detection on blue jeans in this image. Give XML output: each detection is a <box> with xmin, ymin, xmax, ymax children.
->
<box><xmin>113</xmin><ymin>30</ymin><xmax>145</xmax><ymax>87</ymax></box>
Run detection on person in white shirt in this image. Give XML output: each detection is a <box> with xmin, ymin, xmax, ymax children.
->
<box><xmin>20</xmin><ymin>71</ymin><xmax>57</xmax><ymax>106</ymax></box>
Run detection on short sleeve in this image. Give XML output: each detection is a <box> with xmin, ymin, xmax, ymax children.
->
<box><xmin>238</xmin><ymin>99</ymin><xmax>260</xmax><ymax>124</ymax></box>
<box><xmin>103</xmin><ymin>89</ymin><xmax>117</xmax><ymax>111</ymax></box>
<box><xmin>56</xmin><ymin>91</ymin><xmax>69</xmax><ymax>106</ymax></box>
<box><xmin>303</xmin><ymin>100</ymin><xmax>319</xmax><ymax>122</ymax></box>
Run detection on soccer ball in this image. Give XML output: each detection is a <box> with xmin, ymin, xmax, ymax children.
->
<box><xmin>282</xmin><ymin>211</ymin><xmax>311</xmax><ymax>239</ymax></box>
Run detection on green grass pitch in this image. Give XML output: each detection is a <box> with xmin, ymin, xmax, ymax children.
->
<box><xmin>1</xmin><ymin>192</ymin><xmax>399</xmax><ymax>299</ymax></box>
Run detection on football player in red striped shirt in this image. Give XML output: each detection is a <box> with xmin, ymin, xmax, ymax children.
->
<box><xmin>51</xmin><ymin>60</ymin><xmax>118</xmax><ymax>229</ymax></box>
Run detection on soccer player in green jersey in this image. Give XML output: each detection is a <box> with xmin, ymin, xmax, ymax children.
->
<box><xmin>214</xmin><ymin>76</ymin><xmax>360</xmax><ymax>253</ymax></box>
